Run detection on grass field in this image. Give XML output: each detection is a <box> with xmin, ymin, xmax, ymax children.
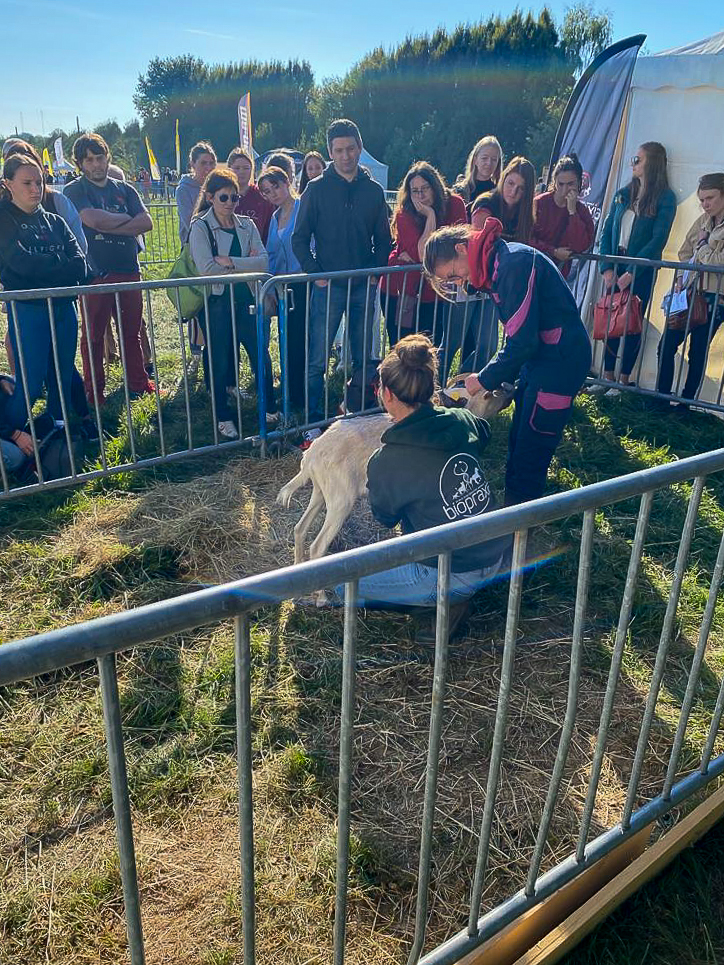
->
<box><xmin>1</xmin><ymin>385</ymin><xmax>724</xmax><ymax>965</ymax></box>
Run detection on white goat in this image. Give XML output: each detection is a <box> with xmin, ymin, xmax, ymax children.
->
<box><xmin>276</xmin><ymin>381</ymin><xmax>513</xmax><ymax>565</ymax></box>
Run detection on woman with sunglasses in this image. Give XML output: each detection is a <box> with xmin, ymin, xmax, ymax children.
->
<box><xmin>189</xmin><ymin>167</ymin><xmax>276</xmax><ymax>440</ymax></box>
<box><xmin>258</xmin><ymin>166</ymin><xmax>307</xmax><ymax>412</ymax></box>
<box><xmin>423</xmin><ymin>219</ymin><xmax>591</xmax><ymax>507</ymax></box>
<box><xmin>596</xmin><ymin>142</ymin><xmax>676</xmax><ymax>394</ymax></box>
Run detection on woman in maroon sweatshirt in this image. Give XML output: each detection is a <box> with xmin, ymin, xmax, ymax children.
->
<box><xmin>531</xmin><ymin>153</ymin><xmax>595</xmax><ymax>278</ymax></box>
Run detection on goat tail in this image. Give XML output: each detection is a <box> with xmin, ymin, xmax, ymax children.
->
<box><xmin>276</xmin><ymin>466</ymin><xmax>309</xmax><ymax>508</ymax></box>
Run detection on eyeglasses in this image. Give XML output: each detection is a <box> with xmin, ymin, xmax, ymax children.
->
<box><xmin>630</xmin><ymin>156</ymin><xmax>641</xmax><ymax>166</ymax></box>
<box><xmin>217</xmin><ymin>192</ymin><xmax>240</xmax><ymax>203</ymax></box>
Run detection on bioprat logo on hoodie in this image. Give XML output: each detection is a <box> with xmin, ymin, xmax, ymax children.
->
<box><xmin>439</xmin><ymin>454</ymin><xmax>490</xmax><ymax>521</ymax></box>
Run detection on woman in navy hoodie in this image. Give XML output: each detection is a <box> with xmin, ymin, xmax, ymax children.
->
<box><xmin>423</xmin><ymin>220</ymin><xmax>591</xmax><ymax>506</ymax></box>
<box><xmin>0</xmin><ymin>154</ymin><xmax>88</xmax><ymax>430</ymax></box>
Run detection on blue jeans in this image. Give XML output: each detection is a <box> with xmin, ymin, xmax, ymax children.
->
<box><xmin>4</xmin><ymin>299</ymin><xmax>78</xmax><ymax>430</ymax></box>
<box><xmin>308</xmin><ymin>282</ymin><xmax>376</xmax><ymax>420</ymax></box>
<box><xmin>0</xmin><ymin>439</ymin><xmax>25</xmax><ymax>474</ymax></box>
<box><xmin>334</xmin><ymin>555</ymin><xmax>506</xmax><ymax>608</ymax></box>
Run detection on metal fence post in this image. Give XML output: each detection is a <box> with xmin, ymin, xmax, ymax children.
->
<box><xmin>235</xmin><ymin>613</ymin><xmax>256</xmax><ymax>965</ymax></box>
<box><xmin>98</xmin><ymin>653</ymin><xmax>146</xmax><ymax>965</ymax></box>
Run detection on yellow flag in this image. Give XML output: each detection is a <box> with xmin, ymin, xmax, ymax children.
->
<box><xmin>42</xmin><ymin>147</ymin><xmax>54</xmax><ymax>176</ymax></box>
<box><xmin>145</xmin><ymin>136</ymin><xmax>161</xmax><ymax>181</ymax></box>
<box><xmin>175</xmin><ymin>119</ymin><xmax>181</xmax><ymax>174</ymax></box>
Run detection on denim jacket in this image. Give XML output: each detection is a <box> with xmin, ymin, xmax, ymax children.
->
<box><xmin>599</xmin><ymin>183</ymin><xmax>677</xmax><ymax>274</ymax></box>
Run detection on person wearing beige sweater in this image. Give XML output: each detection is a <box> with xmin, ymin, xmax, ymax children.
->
<box><xmin>656</xmin><ymin>172</ymin><xmax>724</xmax><ymax>405</ymax></box>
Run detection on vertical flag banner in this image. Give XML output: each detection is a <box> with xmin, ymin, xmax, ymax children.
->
<box><xmin>237</xmin><ymin>92</ymin><xmax>252</xmax><ymax>153</ymax></box>
<box><xmin>53</xmin><ymin>136</ymin><xmax>65</xmax><ymax>169</ymax></box>
<box><xmin>42</xmin><ymin>147</ymin><xmax>54</xmax><ymax>176</ymax></box>
<box><xmin>549</xmin><ymin>34</ymin><xmax>646</xmax><ymax>303</ymax></box>
<box><xmin>175</xmin><ymin>119</ymin><xmax>181</xmax><ymax>174</ymax></box>
<box><xmin>145</xmin><ymin>136</ymin><xmax>161</xmax><ymax>181</ymax></box>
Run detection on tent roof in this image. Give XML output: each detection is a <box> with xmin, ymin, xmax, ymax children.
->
<box><xmin>633</xmin><ymin>31</ymin><xmax>724</xmax><ymax>91</ymax></box>
<box><xmin>655</xmin><ymin>30</ymin><xmax>724</xmax><ymax>57</ymax></box>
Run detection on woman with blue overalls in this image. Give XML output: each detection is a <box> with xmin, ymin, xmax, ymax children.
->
<box><xmin>423</xmin><ymin>220</ymin><xmax>592</xmax><ymax>505</ymax></box>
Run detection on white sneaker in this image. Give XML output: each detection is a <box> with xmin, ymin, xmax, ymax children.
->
<box><xmin>217</xmin><ymin>420</ymin><xmax>239</xmax><ymax>439</ymax></box>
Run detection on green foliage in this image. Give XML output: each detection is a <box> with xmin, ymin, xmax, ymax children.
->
<box><xmin>134</xmin><ymin>55</ymin><xmax>316</xmax><ymax>166</ymax></box>
<box><xmin>560</xmin><ymin>1</ymin><xmax>614</xmax><ymax>76</ymax></box>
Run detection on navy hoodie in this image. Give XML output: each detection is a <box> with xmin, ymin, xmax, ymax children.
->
<box><xmin>0</xmin><ymin>200</ymin><xmax>88</xmax><ymax>301</ymax></box>
<box><xmin>292</xmin><ymin>163</ymin><xmax>392</xmax><ymax>277</ymax></box>
<box><xmin>366</xmin><ymin>404</ymin><xmax>511</xmax><ymax>572</ymax></box>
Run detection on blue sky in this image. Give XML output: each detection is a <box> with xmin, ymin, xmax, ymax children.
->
<box><xmin>0</xmin><ymin>0</ymin><xmax>717</xmax><ymax>136</ymax></box>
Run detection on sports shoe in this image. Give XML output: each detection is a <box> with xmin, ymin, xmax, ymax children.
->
<box><xmin>298</xmin><ymin>427</ymin><xmax>322</xmax><ymax>451</ymax></box>
<box><xmin>266</xmin><ymin>411</ymin><xmax>280</xmax><ymax>425</ymax></box>
<box><xmin>414</xmin><ymin>599</ymin><xmax>472</xmax><ymax>648</ymax></box>
<box><xmin>79</xmin><ymin>417</ymin><xmax>100</xmax><ymax>441</ymax></box>
<box><xmin>586</xmin><ymin>382</ymin><xmax>609</xmax><ymax>395</ymax></box>
<box><xmin>604</xmin><ymin>387</ymin><xmax>621</xmax><ymax>398</ymax></box>
<box><xmin>226</xmin><ymin>385</ymin><xmax>253</xmax><ymax>401</ymax></box>
<box><xmin>217</xmin><ymin>420</ymin><xmax>239</xmax><ymax>440</ymax></box>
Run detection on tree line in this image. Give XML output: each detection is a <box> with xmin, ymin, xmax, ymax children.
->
<box><xmin>3</xmin><ymin>4</ymin><xmax>611</xmax><ymax>189</ymax></box>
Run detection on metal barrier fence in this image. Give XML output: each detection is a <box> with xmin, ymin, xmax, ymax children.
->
<box><xmin>141</xmin><ymin>203</ymin><xmax>183</xmax><ymax>267</ymax></box>
<box><xmin>2</xmin><ymin>249</ymin><xmax>723</xmax><ymax>499</ymax></box>
<box><xmin>3</xmin><ymin>446</ymin><xmax>724</xmax><ymax>964</ymax></box>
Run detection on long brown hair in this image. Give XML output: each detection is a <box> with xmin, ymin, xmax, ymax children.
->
<box><xmin>630</xmin><ymin>142</ymin><xmax>669</xmax><ymax>218</ymax></box>
<box><xmin>189</xmin><ymin>141</ymin><xmax>216</xmax><ymax>169</ymax></box>
<box><xmin>394</xmin><ymin>161</ymin><xmax>449</xmax><ymax>237</ymax></box>
<box><xmin>379</xmin><ymin>333</ymin><xmax>438</xmax><ymax>406</ymax></box>
<box><xmin>299</xmin><ymin>151</ymin><xmax>326</xmax><ymax>192</ymax></box>
<box><xmin>454</xmin><ymin>136</ymin><xmax>503</xmax><ymax>202</ymax></box>
<box><xmin>192</xmin><ymin>166</ymin><xmax>239</xmax><ymax>218</ymax></box>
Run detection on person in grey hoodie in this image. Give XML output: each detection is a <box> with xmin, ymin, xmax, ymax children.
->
<box><xmin>175</xmin><ymin>141</ymin><xmax>217</xmax><ymax>244</ymax></box>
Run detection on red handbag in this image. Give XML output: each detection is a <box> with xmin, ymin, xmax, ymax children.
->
<box><xmin>593</xmin><ymin>289</ymin><xmax>643</xmax><ymax>340</ymax></box>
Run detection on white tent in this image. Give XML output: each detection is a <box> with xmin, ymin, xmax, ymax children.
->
<box><xmin>360</xmin><ymin>148</ymin><xmax>388</xmax><ymax>189</ymax></box>
<box><xmin>601</xmin><ymin>32</ymin><xmax>724</xmax><ymax>402</ymax></box>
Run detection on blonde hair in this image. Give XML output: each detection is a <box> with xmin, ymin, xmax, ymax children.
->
<box><xmin>454</xmin><ymin>136</ymin><xmax>503</xmax><ymax>202</ymax></box>
<box><xmin>379</xmin><ymin>333</ymin><xmax>438</xmax><ymax>406</ymax></box>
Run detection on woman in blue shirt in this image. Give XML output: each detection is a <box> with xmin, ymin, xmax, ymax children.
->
<box><xmin>258</xmin><ymin>166</ymin><xmax>307</xmax><ymax>412</ymax></box>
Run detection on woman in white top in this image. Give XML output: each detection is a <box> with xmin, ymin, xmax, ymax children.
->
<box><xmin>189</xmin><ymin>166</ymin><xmax>275</xmax><ymax>439</ymax></box>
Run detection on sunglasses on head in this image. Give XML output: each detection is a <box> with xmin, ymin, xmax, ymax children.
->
<box><xmin>217</xmin><ymin>192</ymin><xmax>240</xmax><ymax>203</ymax></box>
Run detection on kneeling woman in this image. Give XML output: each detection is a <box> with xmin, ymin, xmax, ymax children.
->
<box><xmin>189</xmin><ymin>167</ymin><xmax>276</xmax><ymax>440</ymax></box>
<box><xmin>423</xmin><ymin>220</ymin><xmax>591</xmax><ymax>505</ymax></box>
<box><xmin>346</xmin><ymin>333</ymin><xmax>510</xmax><ymax>610</ymax></box>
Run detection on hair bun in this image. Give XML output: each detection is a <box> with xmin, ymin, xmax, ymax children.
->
<box><xmin>396</xmin><ymin>334</ymin><xmax>435</xmax><ymax>371</ymax></box>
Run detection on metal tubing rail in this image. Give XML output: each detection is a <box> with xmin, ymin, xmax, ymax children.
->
<box><xmin>0</xmin><ymin>272</ymin><xmax>271</xmax><ymax>303</ymax></box>
<box><xmin>3</xmin><ymin>443</ymin><xmax>724</xmax><ymax>686</ymax></box>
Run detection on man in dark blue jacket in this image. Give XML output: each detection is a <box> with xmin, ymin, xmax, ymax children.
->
<box><xmin>291</xmin><ymin>119</ymin><xmax>391</xmax><ymax>438</ymax></box>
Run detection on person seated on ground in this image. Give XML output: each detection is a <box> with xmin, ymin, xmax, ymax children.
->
<box><xmin>382</xmin><ymin>161</ymin><xmax>466</xmax><ymax>351</ymax></box>
<box><xmin>596</xmin><ymin>142</ymin><xmax>676</xmax><ymax>394</ymax></box>
<box><xmin>423</xmin><ymin>220</ymin><xmax>591</xmax><ymax>507</ymax></box>
<box><xmin>330</xmin><ymin>333</ymin><xmax>511</xmax><ymax>641</ymax></box>
<box><xmin>0</xmin><ymin>154</ymin><xmax>89</xmax><ymax>434</ymax></box>
<box><xmin>531</xmin><ymin>153</ymin><xmax>595</xmax><ymax>279</ymax></box>
<box><xmin>0</xmin><ymin>375</ymin><xmax>30</xmax><ymax>476</ymax></box>
<box><xmin>188</xmin><ymin>166</ymin><xmax>275</xmax><ymax>441</ymax></box>
<box><xmin>470</xmin><ymin>156</ymin><xmax>536</xmax><ymax>244</ymax></box>
<box><xmin>656</xmin><ymin>172</ymin><xmax>724</xmax><ymax>408</ymax></box>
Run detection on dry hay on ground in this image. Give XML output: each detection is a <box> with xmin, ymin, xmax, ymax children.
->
<box><xmin>57</xmin><ymin>453</ymin><xmax>391</xmax><ymax>586</ymax></box>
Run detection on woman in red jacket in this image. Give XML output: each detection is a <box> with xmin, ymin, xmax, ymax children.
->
<box><xmin>531</xmin><ymin>153</ymin><xmax>595</xmax><ymax>278</ymax></box>
<box><xmin>382</xmin><ymin>161</ymin><xmax>466</xmax><ymax>349</ymax></box>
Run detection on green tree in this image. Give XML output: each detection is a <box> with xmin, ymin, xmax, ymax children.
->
<box><xmin>561</xmin><ymin>2</ymin><xmax>613</xmax><ymax>76</ymax></box>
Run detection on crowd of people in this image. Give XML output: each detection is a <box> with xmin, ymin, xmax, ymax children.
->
<box><xmin>1</xmin><ymin>118</ymin><xmax>723</xmax><ymax>509</ymax></box>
